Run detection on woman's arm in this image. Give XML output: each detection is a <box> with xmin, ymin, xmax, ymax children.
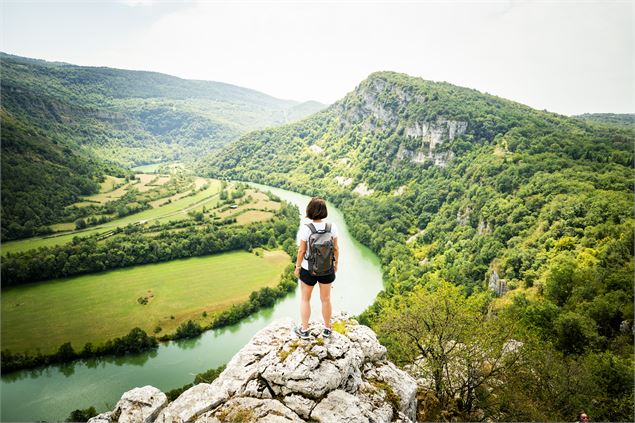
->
<box><xmin>333</xmin><ymin>237</ymin><xmax>339</xmax><ymax>273</ymax></box>
<box><xmin>295</xmin><ymin>240</ymin><xmax>307</xmax><ymax>278</ymax></box>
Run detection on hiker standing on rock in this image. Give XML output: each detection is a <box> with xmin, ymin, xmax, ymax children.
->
<box><xmin>294</xmin><ymin>197</ymin><xmax>339</xmax><ymax>340</ymax></box>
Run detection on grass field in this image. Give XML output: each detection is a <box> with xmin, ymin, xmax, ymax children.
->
<box><xmin>235</xmin><ymin>210</ymin><xmax>275</xmax><ymax>225</ymax></box>
<box><xmin>1</xmin><ymin>179</ymin><xmax>223</xmax><ymax>255</ymax></box>
<box><xmin>1</xmin><ymin>250</ymin><xmax>290</xmax><ymax>355</ymax></box>
<box><xmin>131</xmin><ymin>163</ymin><xmax>167</xmax><ymax>173</ymax></box>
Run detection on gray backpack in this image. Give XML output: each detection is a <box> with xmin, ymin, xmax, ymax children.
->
<box><xmin>305</xmin><ymin>223</ymin><xmax>335</xmax><ymax>276</ymax></box>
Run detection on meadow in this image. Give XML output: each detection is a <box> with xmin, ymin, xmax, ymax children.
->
<box><xmin>0</xmin><ymin>177</ymin><xmax>223</xmax><ymax>255</ymax></box>
<box><xmin>1</xmin><ymin>250</ymin><xmax>289</xmax><ymax>355</ymax></box>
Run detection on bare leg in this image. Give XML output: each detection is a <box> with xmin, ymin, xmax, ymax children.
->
<box><xmin>300</xmin><ymin>281</ymin><xmax>314</xmax><ymax>330</ymax></box>
<box><xmin>318</xmin><ymin>283</ymin><xmax>332</xmax><ymax>329</ymax></box>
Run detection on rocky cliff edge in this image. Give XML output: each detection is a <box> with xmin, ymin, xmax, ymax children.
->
<box><xmin>88</xmin><ymin>315</ymin><xmax>417</xmax><ymax>422</ymax></box>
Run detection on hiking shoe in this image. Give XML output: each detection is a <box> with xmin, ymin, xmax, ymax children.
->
<box><xmin>295</xmin><ymin>325</ymin><xmax>311</xmax><ymax>340</ymax></box>
<box><xmin>322</xmin><ymin>327</ymin><xmax>332</xmax><ymax>338</ymax></box>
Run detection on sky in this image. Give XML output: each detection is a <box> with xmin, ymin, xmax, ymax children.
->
<box><xmin>1</xmin><ymin>0</ymin><xmax>633</xmax><ymax>115</ymax></box>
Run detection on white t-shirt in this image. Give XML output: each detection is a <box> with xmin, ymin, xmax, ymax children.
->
<box><xmin>297</xmin><ymin>220</ymin><xmax>338</xmax><ymax>270</ymax></box>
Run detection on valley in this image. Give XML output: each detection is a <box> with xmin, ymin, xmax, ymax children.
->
<box><xmin>1</xmin><ymin>56</ymin><xmax>633</xmax><ymax>422</ymax></box>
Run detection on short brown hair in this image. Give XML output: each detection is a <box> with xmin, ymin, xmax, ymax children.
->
<box><xmin>306</xmin><ymin>197</ymin><xmax>328</xmax><ymax>220</ymax></box>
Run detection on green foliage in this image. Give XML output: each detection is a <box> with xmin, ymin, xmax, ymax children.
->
<box><xmin>210</xmin><ymin>267</ymin><xmax>297</xmax><ymax>329</ymax></box>
<box><xmin>201</xmin><ymin>71</ymin><xmax>634</xmax><ymax>421</ymax></box>
<box><xmin>1</xmin><ymin>327</ymin><xmax>158</xmax><ymax>372</ymax></box>
<box><xmin>0</xmin><ymin>53</ymin><xmax>322</xmax><ymax>240</ymax></box>
<box><xmin>65</xmin><ymin>406</ymin><xmax>97</xmax><ymax>422</ymax></box>
<box><xmin>1</xmin><ymin>202</ymin><xmax>298</xmax><ymax>285</ymax></box>
<box><xmin>376</xmin><ymin>279</ymin><xmax>521</xmax><ymax>420</ymax></box>
<box><xmin>174</xmin><ymin>320</ymin><xmax>203</xmax><ymax>340</ymax></box>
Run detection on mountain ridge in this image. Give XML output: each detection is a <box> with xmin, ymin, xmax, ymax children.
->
<box><xmin>0</xmin><ymin>53</ymin><xmax>326</xmax><ymax>240</ymax></box>
<box><xmin>199</xmin><ymin>70</ymin><xmax>634</xmax><ymax>421</ymax></box>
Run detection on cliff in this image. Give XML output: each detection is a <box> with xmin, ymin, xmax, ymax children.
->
<box><xmin>88</xmin><ymin>315</ymin><xmax>417</xmax><ymax>422</ymax></box>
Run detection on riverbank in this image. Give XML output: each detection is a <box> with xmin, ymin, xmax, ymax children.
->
<box><xmin>0</xmin><ymin>184</ymin><xmax>384</xmax><ymax>422</ymax></box>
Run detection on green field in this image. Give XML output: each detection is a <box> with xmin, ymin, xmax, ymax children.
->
<box><xmin>0</xmin><ymin>179</ymin><xmax>223</xmax><ymax>255</ymax></box>
<box><xmin>130</xmin><ymin>162</ymin><xmax>168</xmax><ymax>173</ymax></box>
<box><xmin>1</xmin><ymin>250</ymin><xmax>290</xmax><ymax>354</ymax></box>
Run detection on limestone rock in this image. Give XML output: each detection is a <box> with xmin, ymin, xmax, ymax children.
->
<box><xmin>95</xmin><ymin>314</ymin><xmax>417</xmax><ymax>422</ymax></box>
<box><xmin>283</xmin><ymin>394</ymin><xmax>316</xmax><ymax>419</ymax></box>
<box><xmin>117</xmin><ymin>386</ymin><xmax>168</xmax><ymax>423</ymax></box>
<box><xmin>88</xmin><ymin>386</ymin><xmax>167</xmax><ymax>423</ymax></box>
<box><xmin>311</xmin><ymin>389</ymin><xmax>370</xmax><ymax>422</ymax></box>
<box><xmin>87</xmin><ymin>411</ymin><xmax>114</xmax><ymax>423</ymax></box>
<box><xmin>198</xmin><ymin>397</ymin><xmax>303</xmax><ymax>422</ymax></box>
<box><xmin>155</xmin><ymin>384</ymin><xmax>226</xmax><ymax>423</ymax></box>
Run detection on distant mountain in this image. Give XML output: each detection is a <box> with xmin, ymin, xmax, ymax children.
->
<box><xmin>201</xmin><ymin>71</ymin><xmax>634</xmax><ymax>420</ymax></box>
<box><xmin>574</xmin><ymin>113</ymin><xmax>635</xmax><ymax>129</ymax></box>
<box><xmin>0</xmin><ymin>53</ymin><xmax>325</xmax><ymax>240</ymax></box>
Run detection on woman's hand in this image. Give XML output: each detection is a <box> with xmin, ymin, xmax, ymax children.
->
<box><xmin>294</xmin><ymin>266</ymin><xmax>300</xmax><ymax>278</ymax></box>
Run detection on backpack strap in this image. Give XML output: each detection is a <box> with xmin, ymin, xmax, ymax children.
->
<box><xmin>325</xmin><ymin>223</ymin><xmax>331</xmax><ymax>233</ymax></box>
<box><xmin>306</xmin><ymin>223</ymin><xmax>317</xmax><ymax>234</ymax></box>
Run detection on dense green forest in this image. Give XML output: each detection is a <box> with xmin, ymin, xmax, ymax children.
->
<box><xmin>201</xmin><ymin>71</ymin><xmax>634</xmax><ymax>421</ymax></box>
<box><xmin>0</xmin><ymin>53</ymin><xmax>324</xmax><ymax>241</ymax></box>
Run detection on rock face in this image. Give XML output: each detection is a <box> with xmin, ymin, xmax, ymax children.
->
<box><xmin>89</xmin><ymin>316</ymin><xmax>417</xmax><ymax>423</ymax></box>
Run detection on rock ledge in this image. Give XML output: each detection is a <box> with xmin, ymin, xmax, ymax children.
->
<box><xmin>89</xmin><ymin>315</ymin><xmax>417</xmax><ymax>422</ymax></box>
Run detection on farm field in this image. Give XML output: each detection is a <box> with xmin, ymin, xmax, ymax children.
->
<box><xmin>1</xmin><ymin>250</ymin><xmax>290</xmax><ymax>355</ymax></box>
<box><xmin>0</xmin><ymin>178</ymin><xmax>224</xmax><ymax>255</ymax></box>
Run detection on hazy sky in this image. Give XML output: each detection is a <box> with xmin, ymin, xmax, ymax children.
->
<box><xmin>1</xmin><ymin>0</ymin><xmax>633</xmax><ymax>115</ymax></box>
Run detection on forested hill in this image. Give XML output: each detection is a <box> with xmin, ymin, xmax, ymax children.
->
<box><xmin>201</xmin><ymin>71</ymin><xmax>635</xmax><ymax>421</ymax></box>
<box><xmin>574</xmin><ymin>112</ymin><xmax>635</xmax><ymax>129</ymax></box>
<box><xmin>1</xmin><ymin>52</ymin><xmax>325</xmax><ymax>166</ymax></box>
<box><xmin>0</xmin><ymin>53</ymin><xmax>324</xmax><ymax>240</ymax></box>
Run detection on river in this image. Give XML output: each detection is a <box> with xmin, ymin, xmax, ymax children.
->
<box><xmin>0</xmin><ymin>184</ymin><xmax>384</xmax><ymax>422</ymax></box>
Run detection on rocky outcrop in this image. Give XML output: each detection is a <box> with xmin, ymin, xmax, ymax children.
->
<box><xmin>89</xmin><ymin>316</ymin><xmax>417</xmax><ymax>423</ymax></box>
<box><xmin>488</xmin><ymin>270</ymin><xmax>508</xmax><ymax>296</ymax></box>
<box><xmin>88</xmin><ymin>386</ymin><xmax>168</xmax><ymax>423</ymax></box>
<box><xmin>398</xmin><ymin>118</ymin><xmax>468</xmax><ymax>168</ymax></box>
<box><xmin>334</xmin><ymin>176</ymin><xmax>353</xmax><ymax>187</ymax></box>
<box><xmin>353</xmin><ymin>183</ymin><xmax>375</xmax><ymax>196</ymax></box>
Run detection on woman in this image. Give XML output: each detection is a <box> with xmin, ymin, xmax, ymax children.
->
<box><xmin>294</xmin><ymin>197</ymin><xmax>339</xmax><ymax>339</ymax></box>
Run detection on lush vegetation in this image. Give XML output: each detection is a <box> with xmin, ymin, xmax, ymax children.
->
<box><xmin>575</xmin><ymin>113</ymin><xmax>635</xmax><ymax>129</ymax></box>
<box><xmin>201</xmin><ymin>71</ymin><xmax>634</xmax><ymax>421</ymax></box>
<box><xmin>1</xmin><ymin>201</ymin><xmax>297</xmax><ymax>285</ymax></box>
<box><xmin>1</xmin><ymin>173</ymin><xmax>300</xmax><ymax>370</ymax></box>
<box><xmin>1</xmin><ymin>327</ymin><xmax>158</xmax><ymax>373</ymax></box>
<box><xmin>0</xmin><ymin>53</ymin><xmax>323</xmax><ymax>241</ymax></box>
<box><xmin>1</xmin><ymin>264</ymin><xmax>297</xmax><ymax>372</ymax></box>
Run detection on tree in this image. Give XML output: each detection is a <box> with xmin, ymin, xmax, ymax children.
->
<box><xmin>376</xmin><ymin>280</ymin><xmax>522</xmax><ymax>420</ymax></box>
<box><xmin>66</xmin><ymin>406</ymin><xmax>97</xmax><ymax>422</ymax></box>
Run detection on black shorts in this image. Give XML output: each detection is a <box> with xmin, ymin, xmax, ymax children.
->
<box><xmin>299</xmin><ymin>267</ymin><xmax>336</xmax><ymax>286</ymax></box>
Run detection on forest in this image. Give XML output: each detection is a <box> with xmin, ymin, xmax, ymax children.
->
<box><xmin>201</xmin><ymin>71</ymin><xmax>634</xmax><ymax>421</ymax></box>
<box><xmin>0</xmin><ymin>53</ymin><xmax>322</xmax><ymax>240</ymax></box>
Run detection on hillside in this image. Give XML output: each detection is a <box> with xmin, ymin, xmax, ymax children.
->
<box><xmin>0</xmin><ymin>53</ymin><xmax>325</xmax><ymax>240</ymax></box>
<box><xmin>574</xmin><ymin>113</ymin><xmax>635</xmax><ymax>129</ymax></box>
<box><xmin>200</xmin><ymin>71</ymin><xmax>635</xmax><ymax>421</ymax></box>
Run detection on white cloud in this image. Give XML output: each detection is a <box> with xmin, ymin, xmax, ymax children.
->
<box><xmin>117</xmin><ymin>0</ymin><xmax>158</xmax><ymax>7</ymax></box>
<box><xmin>7</xmin><ymin>1</ymin><xmax>634</xmax><ymax>114</ymax></box>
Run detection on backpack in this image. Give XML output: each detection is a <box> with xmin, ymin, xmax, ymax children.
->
<box><xmin>304</xmin><ymin>223</ymin><xmax>335</xmax><ymax>276</ymax></box>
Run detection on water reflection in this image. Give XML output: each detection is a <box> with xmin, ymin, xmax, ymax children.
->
<box><xmin>2</xmin><ymin>349</ymin><xmax>160</xmax><ymax>383</ymax></box>
<box><xmin>173</xmin><ymin>337</ymin><xmax>202</xmax><ymax>351</ymax></box>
